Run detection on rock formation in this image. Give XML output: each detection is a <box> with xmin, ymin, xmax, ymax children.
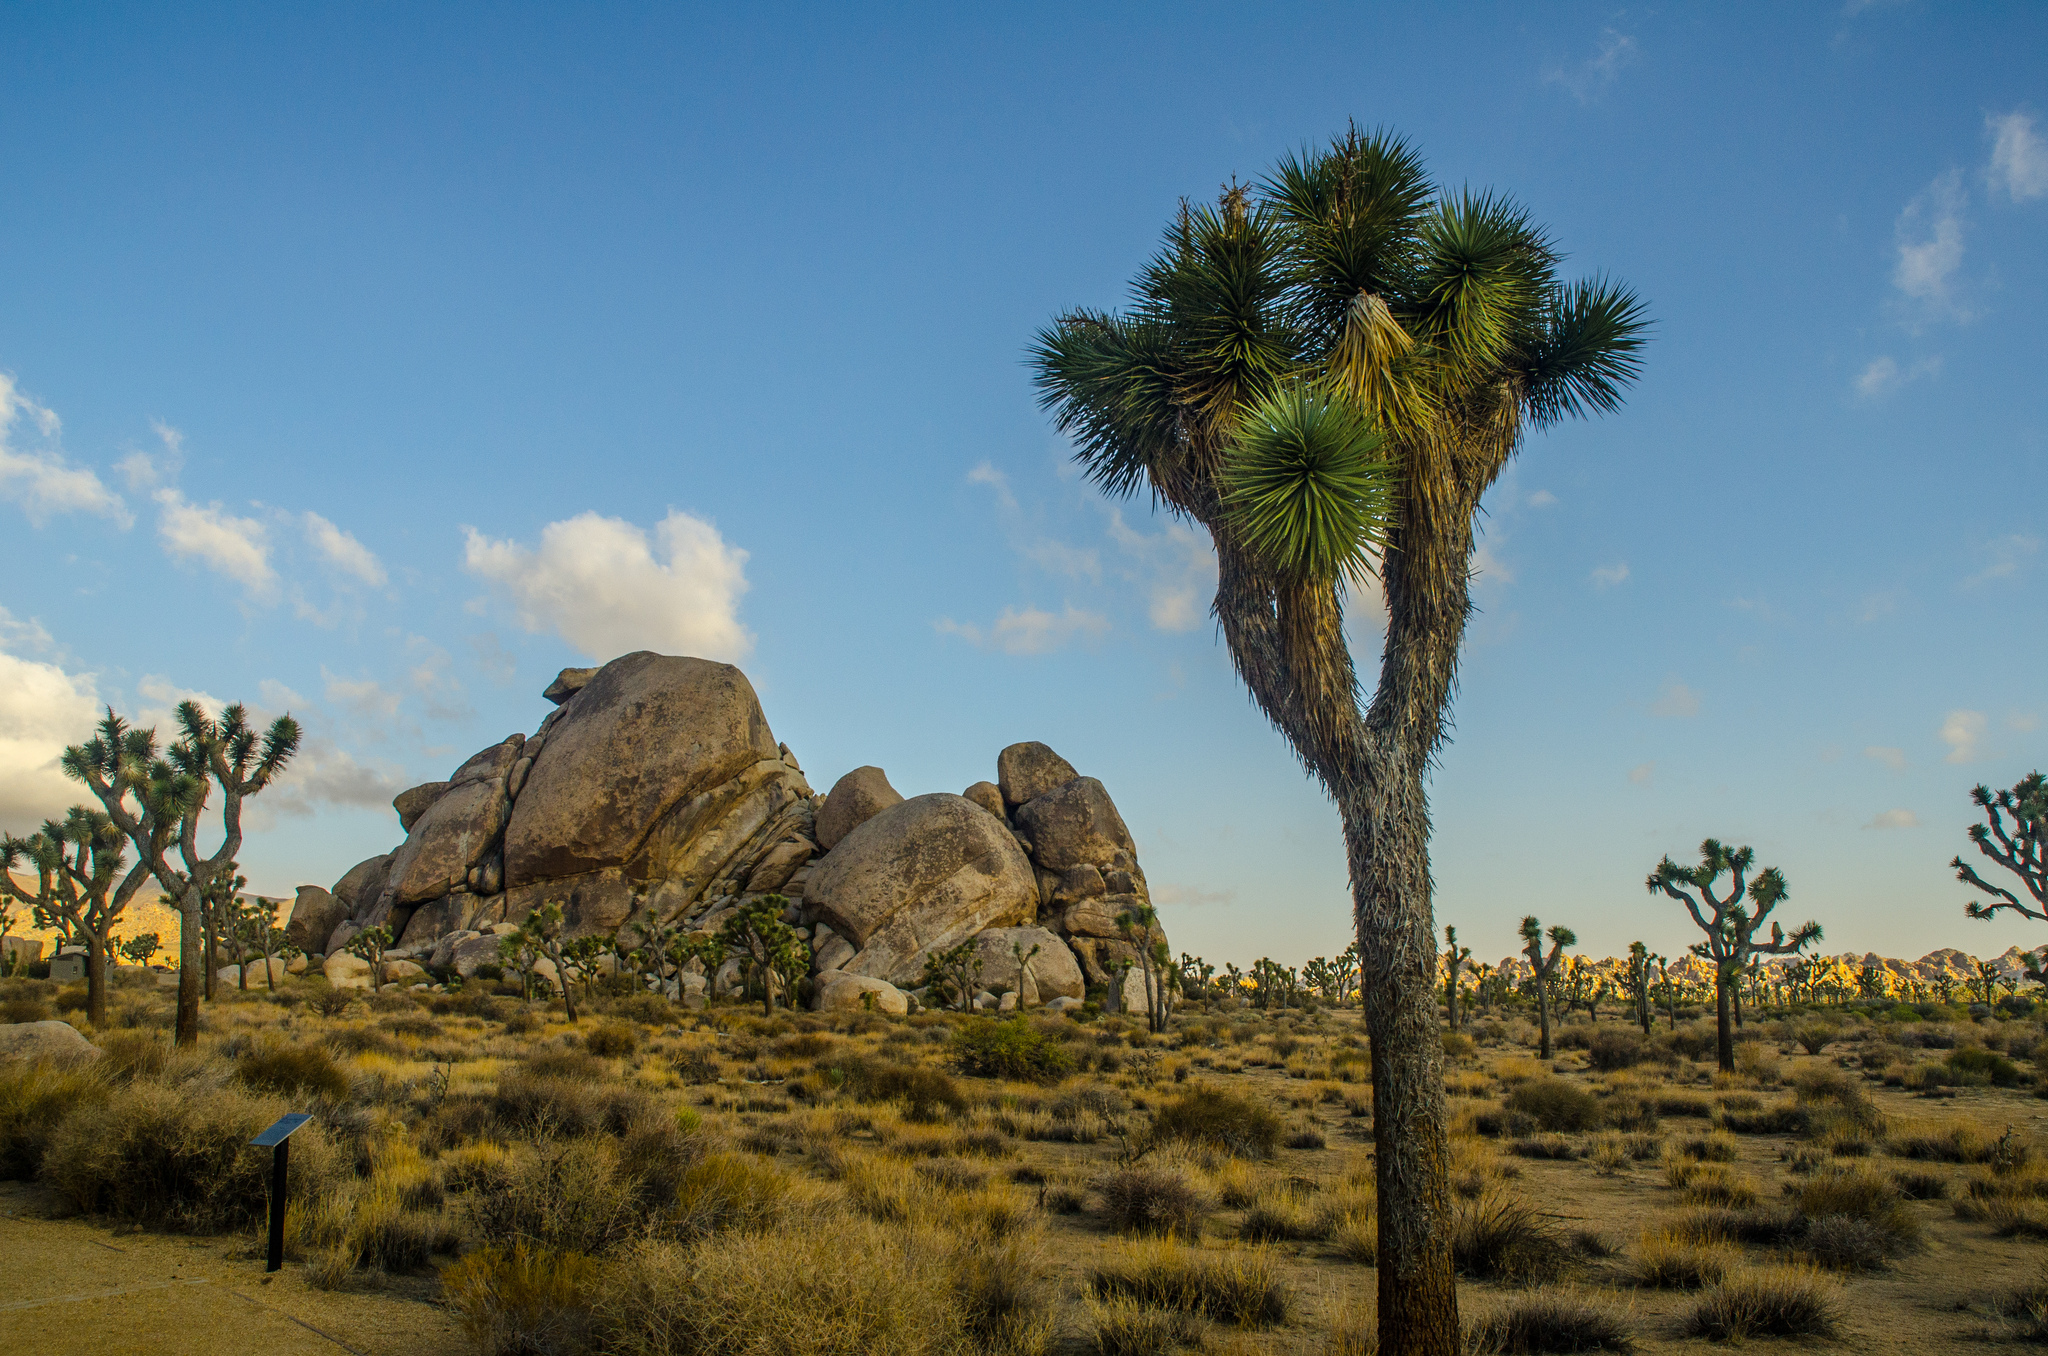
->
<box><xmin>296</xmin><ymin>650</ymin><xmax>1168</xmax><ymax>1013</ymax></box>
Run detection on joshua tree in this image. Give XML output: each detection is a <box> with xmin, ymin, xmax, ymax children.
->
<box><xmin>1955</xmin><ymin>772</ymin><xmax>2048</xmax><ymax>923</ymax></box>
<box><xmin>1118</xmin><ymin>903</ymin><xmax>1176</xmax><ymax>1032</ymax></box>
<box><xmin>1442</xmin><ymin>926</ymin><xmax>1471</xmax><ymax>1030</ymax></box>
<box><xmin>62</xmin><ymin>702</ymin><xmax>299</xmax><ymax>1045</ymax></box>
<box><xmin>1033</xmin><ymin>127</ymin><xmax>1645</xmax><ymax>1351</ymax></box>
<box><xmin>1519</xmin><ymin>916</ymin><xmax>1574</xmax><ymax>1058</ymax></box>
<box><xmin>1012</xmin><ymin>936</ymin><xmax>1043</xmax><ymax>1006</ymax></box>
<box><xmin>1625</xmin><ymin>942</ymin><xmax>1656</xmax><ymax>1035</ymax></box>
<box><xmin>200</xmin><ymin>869</ymin><xmax>248</xmax><ymax>999</ymax></box>
<box><xmin>234</xmin><ymin>895</ymin><xmax>293</xmax><ymax>992</ymax></box>
<box><xmin>120</xmin><ymin>932</ymin><xmax>161</xmax><ymax>968</ymax></box>
<box><xmin>498</xmin><ymin>922</ymin><xmax>543</xmax><ymax>1001</ymax></box>
<box><xmin>1648</xmin><ymin>840</ymin><xmax>1823</xmax><ymax>1074</ymax></box>
<box><xmin>348</xmin><ymin>923</ymin><xmax>394</xmax><ymax>991</ymax></box>
<box><xmin>1</xmin><ymin>807</ymin><xmax>153</xmax><ymax>1028</ymax></box>
<box><xmin>692</xmin><ymin>896</ymin><xmax>807</xmax><ymax>1017</ymax></box>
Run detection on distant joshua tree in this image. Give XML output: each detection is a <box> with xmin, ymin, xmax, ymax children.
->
<box><xmin>1</xmin><ymin>807</ymin><xmax>152</xmax><ymax>1027</ymax></box>
<box><xmin>1955</xmin><ymin>772</ymin><xmax>2047</xmax><ymax>925</ymax></box>
<box><xmin>1648</xmin><ymin>839</ymin><xmax>1822</xmax><ymax>1074</ymax></box>
<box><xmin>1442</xmin><ymin>926</ymin><xmax>1471</xmax><ymax>1030</ymax></box>
<box><xmin>1518</xmin><ymin>916</ymin><xmax>1575</xmax><ymax>1059</ymax></box>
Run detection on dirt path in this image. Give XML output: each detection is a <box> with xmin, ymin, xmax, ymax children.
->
<box><xmin>0</xmin><ymin>1184</ymin><xmax>466</xmax><ymax>1356</ymax></box>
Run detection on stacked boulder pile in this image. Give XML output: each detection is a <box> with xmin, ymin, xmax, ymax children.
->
<box><xmin>289</xmin><ymin>651</ymin><xmax>1166</xmax><ymax>1013</ymax></box>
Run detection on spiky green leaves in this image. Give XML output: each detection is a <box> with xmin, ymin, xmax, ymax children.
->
<box><xmin>1220</xmin><ymin>386</ymin><xmax>1394</xmax><ymax>586</ymax></box>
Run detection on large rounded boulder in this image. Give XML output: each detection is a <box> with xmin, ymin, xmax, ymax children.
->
<box><xmin>967</xmin><ymin>926</ymin><xmax>1085</xmax><ymax>1004</ymax></box>
<box><xmin>1014</xmin><ymin>776</ymin><xmax>1137</xmax><ymax>874</ymax></box>
<box><xmin>503</xmin><ymin>653</ymin><xmax>779</xmax><ymax>885</ymax></box>
<box><xmin>808</xmin><ymin>793</ymin><xmax>1037</xmax><ymax>986</ymax></box>
<box><xmin>998</xmin><ymin>741</ymin><xmax>1080</xmax><ymax>809</ymax></box>
<box><xmin>815</xmin><ymin>766</ymin><xmax>904</xmax><ymax>851</ymax></box>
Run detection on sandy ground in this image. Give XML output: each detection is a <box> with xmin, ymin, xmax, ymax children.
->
<box><xmin>0</xmin><ymin>1183</ymin><xmax>464</xmax><ymax>1356</ymax></box>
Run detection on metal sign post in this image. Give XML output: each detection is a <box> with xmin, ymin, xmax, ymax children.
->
<box><xmin>251</xmin><ymin>1113</ymin><xmax>313</xmax><ymax>1272</ymax></box>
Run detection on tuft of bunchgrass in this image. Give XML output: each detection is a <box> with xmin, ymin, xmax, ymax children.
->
<box><xmin>443</xmin><ymin>1243</ymin><xmax>598</xmax><ymax>1355</ymax></box>
<box><xmin>1149</xmin><ymin>1086</ymin><xmax>1283</xmax><ymax>1159</ymax></box>
<box><xmin>1503</xmin><ymin>1078</ymin><xmax>1603</xmax><ymax>1133</ymax></box>
<box><xmin>1468</xmin><ymin>1289</ymin><xmax>1635</xmax><ymax>1353</ymax></box>
<box><xmin>1089</xmin><ymin>1238</ymin><xmax>1289</xmax><ymax>1327</ymax></box>
<box><xmin>1097</xmin><ymin>1166</ymin><xmax>1208</xmax><ymax>1237</ymax></box>
<box><xmin>1684</xmin><ymin>1267</ymin><xmax>1842</xmax><ymax>1340</ymax></box>
<box><xmin>0</xmin><ymin>1058</ymin><xmax>108</xmax><ymax>1180</ymax></box>
<box><xmin>1086</xmin><ymin>1295</ymin><xmax>1206</xmax><ymax>1356</ymax></box>
<box><xmin>1627</xmin><ymin>1229</ymin><xmax>1730</xmax><ymax>1290</ymax></box>
<box><xmin>1451</xmin><ymin>1192</ymin><xmax>1571</xmax><ymax>1285</ymax></box>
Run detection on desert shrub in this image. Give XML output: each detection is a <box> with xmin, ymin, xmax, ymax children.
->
<box><xmin>1452</xmin><ymin>1193</ymin><xmax>1570</xmax><ymax>1284</ymax></box>
<box><xmin>671</xmin><ymin>1151</ymin><xmax>798</xmax><ymax>1237</ymax></box>
<box><xmin>1587</xmin><ymin>1029</ymin><xmax>1642</xmax><ymax>1072</ymax></box>
<box><xmin>952</xmin><ymin>1018</ymin><xmax>1076</xmax><ymax>1082</ymax></box>
<box><xmin>1</xmin><ymin>997</ymin><xmax>51</xmax><ymax>1023</ymax></box>
<box><xmin>53</xmin><ymin>987</ymin><xmax>88</xmax><ymax>1013</ymax></box>
<box><xmin>1629</xmin><ymin>1230</ymin><xmax>1729</xmax><ymax>1289</ymax></box>
<box><xmin>1284</xmin><ymin>1123</ymin><xmax>1327</xmax><ymax>1150</ymax></box>
<box><xmin>596</xmin><ymin>1220</ymin><xmax>982</xmax><ymax>1355</ymax></box>
<box><xmin>1890</xmin><ymin>1167</ymin><xmax>1950</xmax><ymax>1200</ymax></box>
<box><xmin>443</xmin><ymin>1243</ymin><xmax>597</xmax><ymax>1356</ymax></box>
<box><xmin>237</xmin><ymin>1043</ymin><xmax>350</xmax><ymax>1101</ymax></box>
<box><xmin>1720</xmin><ymin>1103</ymin><xmax>1808</xmax><ymax>1135</ymax></box>
<box><xmin>834</xmin><ymin>1057</ymin><xmax>967</xmax><ymax>1120</ymax></box>
<box><xmin>1443</xmin><ymin>1032</ymin><xmax>1477</xmax><ymax>1060</ymax></box>
<box><xmin>1685</xmin><ymin>1267</ymin><xmax>1842</xmax><ymax>1340</ymax></box>
<box><xmin>325</xmin><ymin>1025</ymin><xmax>405</xmax><ymax>1058</ymax></box>
<box><xmin>42</xmin><ymin>1079</ymin><xmax>341</xmax><ymax>1230</ymax></box>
<box><xmin>1089</xmin><ymin>1239</ymin><xmax>1289</xmax><ymax>1326</ymax></box>
<box><xmin>1680</xmin><ymin>1165</ymin><xmax>1760</xmax><ymax>1209</ymax></box>
<box><xmin>1655</xmin><ymin>1092</ymin><xmax>1713</xmax><ymax>1119</ymax></box>
<box><xmin>381</xmin><ymin>1014</ymin><xmax>442</xmax><ymax>1040</ymax></box>
<box><xmin>584</xmin><ymin>1023</ymin><xmax>640</xmax><ymax>1058</ymax></box>
<box><xmin>1794</xmin><ymin>1163</ymin><xmax>1916</xmax><ymax>1261</ymax></box>
<box><xmin>1552</xmin><ymin>1023</ymin><xmax>1594</xmax><ymax>1051</ymax></box>
<box><xmin>493</xmin><ymin>1063</ymin><xmax>653</xmax><ymax>1138</ymax></box>
<box><xmin>0</xmin><ymin>1059</ymin><xmax>108</xmax><ymax>1179</ymax></box>
<box><xmin>1468</xmin><ymin>1290</ymin><xmax>1635</xmax><ymax>1353</ymax></box>
<box><xmin>1947</xmin><ymin>1046</ymin><xmax>2026</xmax><ymax>1087</ymax></box>
<box><xmin>1893</xmin><ymin>1120</ymin><xmax>2000</xmax><ymax>1163</ymax></box>
<box><xmin>1675</xmin><ymin>1131</ymin><xmax>1738</xmax><ymax>1162</ymax></box>
<box><xmin>1798</xmin><ymin>1214</ymin><xmax>1891</xmax><ymax>1271</ymax></box>
<box><xmin>465</xmin><ymin>1136</ymin><xmax>649</xmax><ymax>1253</ymax></box>
<box><xmin>1735</xmin><ymin>1043</ymin><xmax>1781</xmax><ymax>1084</ymax></box>
<box><xmin>1504</xmin><ymin>1078</ymin><xmax>1603</xmax><ymax>1133</ymax></box>
<box><xmin>1098</xmin><ymin>1166</ymin><xmax>1207</xmax><ymax>1236</ymax></box>
<box><xmin>1661</xmin><ymin>1022</ymin><xmax>1718</xmax><ymax>1062</ymax></box>
<box><xmin>1670</xmin><ymin>1207</ymin><xmax>1805</xmax><ymax>1248</ymax></box>
<box><xmin>1087</xmin><ymin>1295</ymin><xmax>1206</xmax><ymax>1356</ymax></box>
<box><xmin>606</xmin><ymin>992</ymin><xmax>672</xmax><ymax>1026</ymax></box>
<box><xmin>1791</xmin><ymin>1023</ymin><xmax>1834</xmax><ymax>1055</ymax></box>
<box><xmin>1510</xmin><ymin>1135</ymin><xmax>1581</xmax><ymax>1161</ymax></box>
<box><xmin>1150</xmin><ymin>1086</ymin><xmax>1283</xmax><ymax>1159</ymax></box>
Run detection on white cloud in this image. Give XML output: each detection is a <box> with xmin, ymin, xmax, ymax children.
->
<box><xmin>1107</xmin><ymin>510</ymin><xmax>1216</xmax><ymax>632</ymax></box>
<box><xmin>303</xmin><ymin>512</ymin><xmax>387</xmax><ymax>586</ymax></box>
<box><xmin>1023</xmin><ymin>538</ymin><xmax>1102</xmax><ymax>583</ymax></box>
<box><xmin>135</xmin><ymin>674</ymin><xmax>225</xmax><ymax>729</ymax></box>
<box><xmin>1651</xmin><ymin>679</ymin><xmax>1700</xmax><ymax>718</ymax></box>
<box><xmin>1470</xmin><ymin>541</ymin><xmax>1514</xmax><ymax>588</ymax></box>
<box><xmin>116</xmin><ymin>420</ymin><xmax>186</xmax><ymax>492</ymax></box>
<box><xmin>967</xmin><ymin>460</ymin><xmax>1017</xmax><ymax>511</ymax></box>
<box><xmin>1862</xmin><ymin>808</ymin><xmax>1919</xmax><ymax>831</ymax></box>
<box><xmin>0</xmin><ymin>373</ymin><xmax>130</xmax><ymax>527</ymax></box>
<box><xmin>1590</xmin><ymin>562</ymin><xmax>1629</xmax><ymax>589</ymax></box>
<box><xmin>323</xmin><ymin>668</ymin><xmax>403</xmax><ymax>722</ymax></box>
<box><xmin>1544</xmin><ymin>28</ymin><xmax>1638</xmax><ymax>103</ymax></box>
<box><xmin>1966</xmin><ymin>534</ymin><xmax>2038</xmax><ymax>586</ymax></box>
<box><xmin>0</xmin><ymin>636</ymin><xmax>101</xmax><ymax>834</ymax></box>
<box><xmin>2011</xmin><ymin>712</ymin><xmax>2041</xmax><ymax>734</ymax></box>
<box><xmin>1988</xmin><ymin>111</ymin><xmax>2048</xmax><ymax>202</ymax></box>
<box><xmin>1628</xmin><ymin>762</ymin><xmax>1654</xmax><ymax>786</ymax></box>
<box><xmin>1527</xmin><ymin>490</ymin><xmax>1558</xmax><ymax>508</ymax></box>
<box><xmin>404</xmin><ymin>638</ymin><xmax>474</xmax><ymax>724</ymax></box>
<box><xmin>1854</xmin><ymin>354</ymin><xmax>1941</xmax><ymax>398</ymax></box>
<box><xmin>154</xmin><ymin>487</ymin><xmax>277</xmax><ymax>601</ymax></box>
<box><xmin>255</xmin><ymin>736</ymin><xmax>405</xmax><ymax>822</ymax></box>
<box><xmin>936</xmin><ymin>604</ymin><xmax>1110</xmax><ymax>655</ymax></box>
<box><xmin>1892</xmin><ymin>171</ymin><xmax>1968</xmax><ymax>320</ymax></box>
<box><xmin>462</xmin><ymin>509</ymin><xmax>753</xmax><ymax>663</ymax></box>
<box><xmin>1864</xmin><ymin>745</ymin><xmax>1906</xmax><ymax>771</ymax></box>
<box><xmin>1941</xmin><ymin>709</ymin><xmax>1987</xmax><ymax>763</ymax></box>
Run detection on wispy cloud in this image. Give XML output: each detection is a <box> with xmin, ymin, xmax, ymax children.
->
<box><xmin>935</xmin><ymin>603</ymin><xmax>1110</xmax><ymax>655</ymax></box>
<box><xmin>1966</xmin><ymin>534</ymin><xmax>2039</xmax><ymax>586</ymax></box>
<box><xmin>304</xmin><ymin>511</ymin><xmax>387</xmax><ymax>587</ymax></box>
<box><xmin>1651</xmin><ymin>678</ymin><xmax>1701</xmax><ymax>719</ymax></box>
<box><xmin>966</xmin><ymin>460</ymin><xmax>1016</xmax><ymax>510</ymax></box>
<box><xmin>0</xmin><ymin>373</ymin><xmax>130</xmax><ymax>527</ymax></box>
<box><xmin>154</xmin><ymin>487</ymin><xmax>277</xmax><ymax>602</ymax></box>
<box><xmin>1107</xmin><ymin>510</ymin><xmax>1216</xmax><ymax>632</ymax></box>
<box><xmin>1527</xmin><ymin>490</ymin><xmax>1558</xmax><ymax>508</ymax></box>
<box><xmin>1941</xmin><ymin>709</ymin><xmax>1986</xmax><ymax>763</ymax></box>
<box><xmin>1892</xmin><ymin>170</ymin><xmax>1969</xmax><ymax>321</ymax></box>
<box><xmin>1988</xmin><ymin>111</ymin><xmax>2048</xmax><ymax>202</ymax></box>
<box><xmin>1544</xmin><ymin>29</ymin><xmax>1638</xmax><ymax>103</ymax></box>
<box><xmin>1862</xmin><ymin>808</ymin><xmax>1919</xmax><ymax>831</ymax></box>
<box><xmin>1864</xmin><ymin>745</ymin><xmax>1907</xmax><ymax>771</ymax></box>
<box><xmin>1590</xmin><ymin>562</ymin><xmax>1629</xmax><ymax>589</ymax></box>
<box><xmin>1854</xmin><ymin>354</ymin><xmax>1941</xmax><ymax>398</ymax></box>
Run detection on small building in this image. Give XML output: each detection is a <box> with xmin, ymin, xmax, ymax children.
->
<box><xmin>49</xmin><ymin>947</ymin><xmax>87</xmax><ymax>983</ymax></box>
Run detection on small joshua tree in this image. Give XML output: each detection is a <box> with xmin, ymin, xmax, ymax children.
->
<box><xmin>121</xmin><ymin>932</ymin><xmax>161</xmax><ymax>968</ymax></box>
<box><xmin>1519</xmin><ymin>916</ymin><xmax>1574</xmax><ymax>1059</ymax></box>
<box><xmin>498</xmin><ymin>922</ymin><xmax>544</xmax><ymax>1002</ymax></box>
<box><xmin>1955</xmin><ymin>772</ymin><xmax>2048</xmax><ymax>924</ymax></box>
<box><xmin>1647</xmin><ymin>839</ymin><xmax>1823</xmax><ymax>1073</ymax></box>
<box><xmin>1</xmin><ymin>807</ymin><xmax>152</xmax><ymax>1027</ymax></box>
<box><xmin>697</xmin><ymin>895</ymin><xmax>807</xmax><ymax>1016</ymax></box>
<box><xmin>1118</xmin><ymin>903</ymin><xmax>1176</xmax><ymax>1033</ymax></box>
<box><xmin>348</xmin><ymin>923</ymin><xmax>394</xmax><ymax>991</ymax></box>
<box><xmin>921</xmin><ymin>939</ymin><xmax>984</xmax><ymax>1013</ymax></box>
<box><xmin>1625</xmin><ymin>942</ymin><xmax>1656</xmax><ymax>1035</ymax></box>
<box><xmin>1442</xmin><ymin>926</ymin><xmax>1471</xmax><ymax>1030</ymax></box>
<box><xmin>1011</xmin><ymin>936</ymin><xmax>1043</xmax><ymax>1006</ymax></box>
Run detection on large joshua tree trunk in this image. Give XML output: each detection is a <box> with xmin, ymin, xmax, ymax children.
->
<box><xmin>1715</xmin><ymin>966</ymin><xmax>1736</xmax><ymax>1074</ymax></box>
<box><xmin>177</xmin><ymin>889</ymin><xmax>204</xmax><ymax>1044</ymax></box>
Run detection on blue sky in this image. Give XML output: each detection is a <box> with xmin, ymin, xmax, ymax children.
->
<box><xmin>2</xmin><ymin>2</ymin><xmax>2043</xmax><ymax>968</ymax></box>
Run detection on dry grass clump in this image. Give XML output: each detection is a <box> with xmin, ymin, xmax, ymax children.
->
<box><xmin>1086</xmin><ymin>1295</ymin><xmax>1206</xmax><ymax>1356</ymax></box>
<box><xmin>584</xmin><ymin>1022</ymin><xmax>640</xmax><ymax>1058</ymax></box>
<box><xmin>443</xmin><ymin>1243</ymin><xmax>598</xmax><ymax>1355</ymax></box>
<box><xmin>1097</xmin><ymin>1165</ymin><xmax>1208</xmax><ymax>1236</ymax></box>
<box><xmin>1089</xmin><ymin>1238</ymin><xmax>1289</xmax><ymax>1326</ymax></box>
<box><xmin>1503</xmin><ymin>1078</ymin><xmax>1604</xmax><ymax>1134</ymax></box>
<box><xmin>236</xmin><ymin>1041</ymin><xmax>351</xmax><ymax>1100</ymax></box>
<box><xmin>1675</xmin><ymin>1163</ymin><xmax>1761</xmax><ymax>1209</ymax></box>
<box><xmin>0</xmin><ymin>1058</ymin><xmax>108</xmax><ymax>1179</ymax></box>
<box><xmin>1628</xmin><ymin>1229</ymin><xmax>1730</xmax><ymax>1289</ymax></box>
<box><xmin>41</xmin><ymin>1077</ymin><xmax>343</xmax><ymax>1230</ymax></box>
<box><xmin>1148</xmin><ymin>1086</ymin><xmax>1283</xmax><ymax>1159</ymax></box>
<box><xmin>1684</xmin><ymin>1266</ymin><xmax>1842</xmax><ymax>1340</ymax></box>
<box><xmin>1468</xmin><ymin>1289</ymin><xmax>1636</xmax><ymax>1353</ymax></box>
<box><xmin>1892</xmin><ymin>1118</ymin><xmax>2004</xmax><ymax>1164</ymax></box>
<box><xmin>1791</xmin><ymin>1165</ymin><xmax>1923</xmax><ymax>1255</ymax></box>
<box><xmin>1451</xmin><ymin>1192</ymin><xmax>1571</xmax><ymax>1284</ymax></box>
